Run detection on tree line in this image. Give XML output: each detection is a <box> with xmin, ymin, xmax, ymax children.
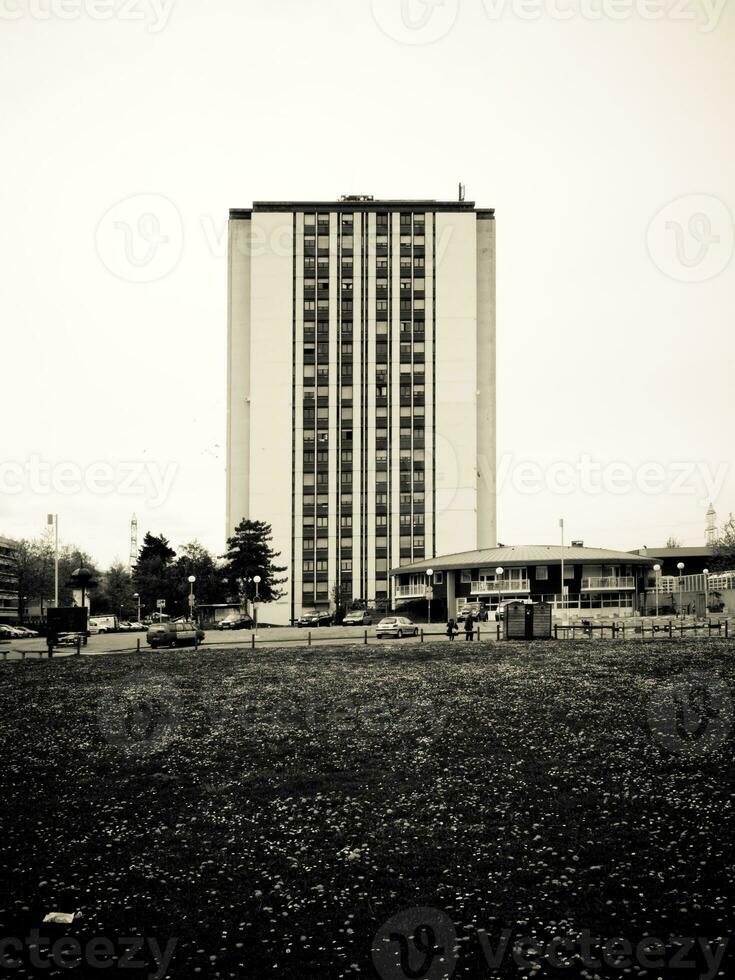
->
<box><xmin>15</xmin><ymin>519</ymin><xmax>286</xmax><ymax>622</ymax></box>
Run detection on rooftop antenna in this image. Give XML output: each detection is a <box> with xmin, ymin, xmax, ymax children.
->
<box><xmin>129</xmin><ymin>513</ymin><xmax>138</xmax><ymax>572</ymax></box>
<box><xmin>458</xmin><ymin>182</ymin><xmax>466</xmax><ymax>202</ymax></box>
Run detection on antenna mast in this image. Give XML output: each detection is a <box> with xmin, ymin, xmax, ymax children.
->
<box><xmin>129</xmin><ymin>514</ymin><xmax>139</xmax><ymax>572</ymax></box>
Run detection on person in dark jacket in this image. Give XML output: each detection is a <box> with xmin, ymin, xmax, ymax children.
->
<box><xmin>464</xmin><ymin>613</ymin><xmax>474</xmax><ymax>641</ymax></box>
<box><xmin>446</xmin><ymin>618</ymin><xmax>457</xmax><ymax>641</ymax></box>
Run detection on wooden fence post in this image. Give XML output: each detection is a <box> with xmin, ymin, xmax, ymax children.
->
<box><xmin>308</xmin><ymin>631</ymin><xmax>312</xmax><ymax>647</ymax></box>
<box><xmin>364</xmin><ymin>629</ymin><xmax>368</xmax><ymax>645</ymax></box>
<box><xmin>420</xmin><ymin>629</ymin><xmax>424</xmax><ymax>643</ymax></box>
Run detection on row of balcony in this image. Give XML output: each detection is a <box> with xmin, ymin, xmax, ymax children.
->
<box><xmin>394</xmin><ymin>576</ymin><xmax>636</xmax><ymax>600</ymax></box>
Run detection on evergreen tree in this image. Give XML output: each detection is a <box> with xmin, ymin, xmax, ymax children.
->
<box><xmin>132</xmin><ymin>533</ymin><xmax>177</xmax><ymax>617</ymax></box>
<box><xmin>221</xmin><ymin>520</ymin><xmax>287</xmax><ymax>604</ymax></box>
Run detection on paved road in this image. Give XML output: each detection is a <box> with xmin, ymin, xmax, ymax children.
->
<box><xmin>1</xmin><ymin>622</ymin><xmax>475</xmax><ymax>661</ymax></box>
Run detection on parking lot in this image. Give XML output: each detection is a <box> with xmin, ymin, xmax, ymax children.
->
<box><xmin>0</xmin><ymin>621</ymin><xmax>468</xmax><ymax>660</ymax></box>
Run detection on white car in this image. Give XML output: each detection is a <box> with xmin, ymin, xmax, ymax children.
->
<box><xmin>375</xmin><ymin>616</ymin><xmax>419</xmax><ymax>639</ymax></box>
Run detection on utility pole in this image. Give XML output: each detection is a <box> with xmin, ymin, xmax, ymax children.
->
<box><xmin>559</xmin><ymin>518</ymin><xmax>565</xmax><ymax>618</ymax></box>
<box><xmin>48</xmin><ymin>514</ymin><xmax>59</xmax><ymax>608</ymax></box>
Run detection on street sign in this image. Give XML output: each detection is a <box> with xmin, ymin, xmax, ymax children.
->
<box><xmin>425</xmin><ymin>587</ymin><xmax>434</xmax><ymax>600</ymax></box>
<box><xmin>157</xmin><ymin>599</ymin><xmax>166</xmax><ymax>611</ymax></box>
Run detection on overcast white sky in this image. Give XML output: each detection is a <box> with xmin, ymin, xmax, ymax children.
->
<box><xmin>2</xmin><ymin>0</ymin><xmax>734</xmax><ymax>567</ymax></box>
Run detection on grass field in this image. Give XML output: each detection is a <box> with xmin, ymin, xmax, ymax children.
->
<box><xmin>1</xmin><ymin>640</ymin><xmax>734</xmax><ymax>979</ymax></box>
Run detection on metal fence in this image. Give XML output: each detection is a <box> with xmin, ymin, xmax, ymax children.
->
<box><xmin>1</xmin><ymin>617</ymin><xmax>732</xmax><ymax>662</ymax></box>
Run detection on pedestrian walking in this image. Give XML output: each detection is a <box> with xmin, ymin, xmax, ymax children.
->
<box><xmin>464</xmin><ymin>613</ymin><xmax>474</xmax><ymax>641</ymax></box>
<box><xmin>446</xmin><ymin>618</ymin><xmax>457</xmax><ymax>641</ymax></box>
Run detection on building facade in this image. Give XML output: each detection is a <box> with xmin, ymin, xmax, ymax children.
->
<box><xmin>0</xmin><ymin>536</ymin><xmax>19</xmax><ymax>624</ymax></box>
<box><xmin>227</xmin><ymin>196</ymin><xmax>496</xmax><ymax>624</ymax></box>
<box><xmin>392</xmin><ymin>545</ymin><xmax>656</xmax><ymax>620</ymax></box>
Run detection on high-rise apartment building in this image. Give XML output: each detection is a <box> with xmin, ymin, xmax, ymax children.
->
<box><xmin>227</xmin><ymin>195</ymin><xmax>496</xmax><ymax>625</ymax></box>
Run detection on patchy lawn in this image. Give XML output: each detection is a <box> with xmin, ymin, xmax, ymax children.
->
<box><xmin>0</xmin><ymin>640</ymin><xmax>734</xmax><ymax>979</ymax></box>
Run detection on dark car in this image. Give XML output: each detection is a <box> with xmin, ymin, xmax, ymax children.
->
<box><xmin>216</xmin><ymin>615</ymin><xmax>253</xmax><ymax>631</ymax></box>
<box><xmin>297</xmin><ymin>610</ymin><xmax>333</xmax><ymax>628</ymax></box>
<box><xmin>456</xmin><ymin>602</ymin><xmax>489</xmax><ymax>623</ymax></box>
<box><xmin>342</xmin><ymin>610</ymin><xmax>373</xmax><ymax>626</ymax></box>
<box><xmin>147</xmin><ymin>620</ymin><xmax>205</xmax><ymax>649</ymax></box>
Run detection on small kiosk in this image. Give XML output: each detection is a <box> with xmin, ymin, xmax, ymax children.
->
<box><xmin>504</xmin><ymin>601</ymin><xmax>552</xmax><ymax>640</ymax></box>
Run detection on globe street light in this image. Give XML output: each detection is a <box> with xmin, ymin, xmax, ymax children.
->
<box><xmin>188</xmin><ymin>575</ymin><xmax>196</xmax><ymax>621</ymax></box>
<box><xmin>676</xmin><ymin>562</ymin><xmax>685</xmax><ymax>620</ymax></box>
<box><xmin>253</xmin><ymin>575</ymin><xmax>262</xmax><ymax>636</ymax></box>
<box><xmin>426</xmin><ymin>568</ymin><xmax>434</xmax><ymax>626</ymax></box>
<box><xmin>652</xmin><ymin>565</ymin><xmax>661</xmax><ymax>618</ymax></box>
<box><xmin>495</xmin><ymin>567</ymin><xmax>504</xmax><ymax>621</ymax></box>
<box><xmin>703</xmin><ymin>568</ymin><xmax>709</xmax><ymax>617</ymax></box>
<box><xmin>133</xmin><ymin>592</ymin><xmax>141</xmax><ymax>623</ymax></box>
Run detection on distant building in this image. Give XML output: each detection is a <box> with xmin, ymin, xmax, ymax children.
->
<box><xmin>391</xmin><ymin>545</ymin><xmax>656</xmax><ymax>619</ymax></box>
<box><xmin>227</xmin><ymin>194</ymin><xmax>497</xmax><ymax>625</ymax></box>
<box><xmin>0</xmin><ymin>536</ymin><xmax>19</xmax><ymax>624</ymax></box>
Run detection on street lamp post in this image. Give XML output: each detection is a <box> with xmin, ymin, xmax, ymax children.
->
<box><xmin>652</xmin><ymin>565</ymin><xmax>661</xmax><ymax>618</ymax></box>
<box><xmin>426</xmin><ymin>568</ymin><xmax>434</xmax><ymax>625</ymax></box>
<box><xmin>253</xmin><ymin>575</ymin><xmax>261</xmax><ymax>637</ymax></box>
<box><xmin>133</xmin><ymin>592</ymin><xmax>141</xmax><ymax>622</ymax></box>
<box><xmin>188</xmin><ymin>575</ymin><xmax>196</xmax><ymax>622</ymax></box>
<box><xmin>677</xmin><ymin>562</ymin><xmax>685</xmax><ymax>620</ymax></box>
<box><xmin>703</xmin><ymin>568</ymin><xmax>709</xmax><ymax>617</ymax></box>
<box><xmin>495</xmin><ymin>566</ymin><xmax>504</xmax><ymax>621</ymax></box>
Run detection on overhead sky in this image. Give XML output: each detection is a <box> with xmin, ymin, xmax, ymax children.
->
<box><xmin>2</xmin><ymin>0</ymin><xmax>733</xmax><ymax>567</ymax></box>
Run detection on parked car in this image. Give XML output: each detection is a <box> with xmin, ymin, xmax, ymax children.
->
<box><xmin>216</xmin><ymin>614</ymin><xmax>253</xmax><ymax>631</ymax></box>
<box><xmin>456</xmin><ymin>603</ymin><xmax>489</xmax><ymax>623</ymax></box>
<box><xmin>147</xmin><ymin>620</ymin><xmax>205</xmax><ymax>649</ymax></box>
<box><xmin>89</xmin><ymin>616</ymin><xmax>118</xmax><ymax>634</ymax></box>
<box><xmin>342</xmin><ymin>610</ymin><xmax>374</xmax><ymax>626</ymax></box>
<box><xmin>0</xmin><ymin>625</ymin><xmax>17</xmax><ymax>640</ymax></box>
<box><xmin>127</xmin><ymin>621</ymin><xmax>146</xmax><ymax>632</ymax></box>
<box><xmin>2</xmin><ymin>625</ymin><xmax>30</xmax><ymax>638</ymax></box>
<box><xmin>14</xmin><ymin>626</ymin><xmax>39</xmax><ymax>638</ymax></box>
<box><xmin>298</xmin><ymin>610</ymin><xmax>333</xmax><ymax>628</ymax></box>
<box><xmin>56</xmin><ymin>632</ymin><xmax>84</xmax><ymax>647</ymax></box>
<box><xmin>375</xmin><ymin>616</ymin><xmax>419</xmax><ymax>639</ymax></box>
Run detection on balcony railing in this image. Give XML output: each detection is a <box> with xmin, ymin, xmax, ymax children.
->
<box><xmin>394</xmin><ymin>584</ymin><xmax>428</xmax><ymax>599</ymax></box>
<box><xmin>471</xmin><ymin>579</ymin><xmax>530</xmax><ymax>595</ymax></box>
<box><xmin>581</xmin><ymin>577</ymin><xmax>635</xmax><ymax>591</ymax></box>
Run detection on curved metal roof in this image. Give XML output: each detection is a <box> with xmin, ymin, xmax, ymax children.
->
<box><xmin>392</xmin><ymin>545</ymin><xmax>656</xmax><ymax>575</ymax></box>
